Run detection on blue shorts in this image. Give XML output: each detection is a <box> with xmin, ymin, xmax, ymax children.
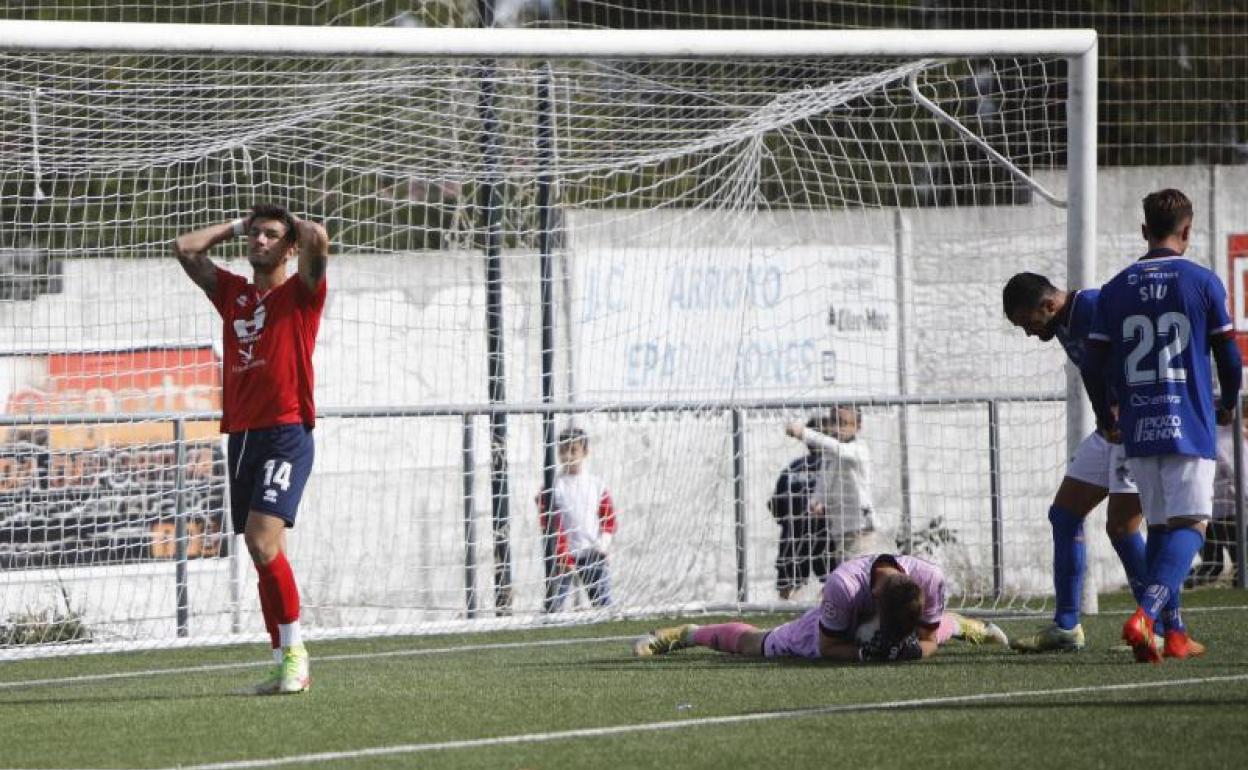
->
<box><xmin>227</xmin><ymin>424</ymin><xmax>315</xmax><ymax>532</ymax></box>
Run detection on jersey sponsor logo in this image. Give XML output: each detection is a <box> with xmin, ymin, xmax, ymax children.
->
<box><xmin>231</xmin><ymin>358</ymin><xmax>266</xmax><ymax>374</ymax></box>
<box><xmin>232</xmin><ymin>303</ymin><xmax>266</xmax><ymax>343</ymax></box>
<box><xmin>231</xmin><ymin>303</ymin><xmax>268</xmax><ymax>372</ymax></box>
<box><xmin>231</xmin><ymin>343</ymin><xmax>266</xmax><ymax>374</ymax></box>
<box><xmin>1134</xmin><ymin>414</ymin><xmax>1184</xmax><ymax>443</ymax></box>
<box><xmin>1129</xmin><ymin>392</ymin><xmax>1182</xmax><ymax>407</ymax></box>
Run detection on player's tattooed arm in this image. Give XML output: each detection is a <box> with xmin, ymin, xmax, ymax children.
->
<box><xmin>295</xmin><ymin>218</ymin><xmax>330</xmax><ymax>293</ymax></box>
<box><xmin>171</xmin><ymin>221</ymin><xmax>234</xmax><ymax>297</ymax></box>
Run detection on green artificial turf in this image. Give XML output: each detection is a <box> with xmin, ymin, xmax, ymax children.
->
<box><xmin>1</xmin><ymin>589</ymin><xmax>1246</xmax><ymax>770</ymax></box>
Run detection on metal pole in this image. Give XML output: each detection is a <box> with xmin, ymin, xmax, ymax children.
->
<box><xmin>1067</xmin><ymin>44</ymin><xmax>1098</xmax><ymax>614</ymax></box>
<box><xmin>173</xmin><ymin>418</ymin><xmax>189</xmax><ymax>638</ymax></box>
<box><xmin>462</xmin><ymin>414</ymin><xmax>478</xmax><ymax>618</ymax></box>
<box><xmin>0</xmin><ymin>393</ymin><xmax>1070</xmax><ymax>426</ymax></box>
<box><xmin>556</xmin><ymin>67</ymin><xmax>577</xmax><ymax>406</ymax></box>
<box><xmin>1207</xmin><ymin>163</ymin><xmax>1218</xmax><ymax>271</ymax></box>
<box><xmin>227</xmin><ymin>431</ymin><xmax>243</xmax><ymax>634</ymax></box>
<box><xmin>732</xmin><ymin>409</ymin><xmax>748</xmax><ymax>603</ymax></box>
<box><xmin>894</xmin><ymin>210</ymin><xmax>914</xmax><ymax>552</ymax></box>
<box><xmin>1234</xmin><ymin>402</ymin><xmax>1246</xmax><ymax>589</ymax></box>
<box><xmin>536</xmin><ymin>63</ymin><xmax>561</xmax><ymax>609</ymax></box>
<box><xmin>987</xmin><ymin>401</ymin><xmax>1004</xmax><ymax>599</ymax></box>
<box><xmin>478</xmin><ymin>0</ymin><xmax>512</xmax><ymax>615</ymax></box>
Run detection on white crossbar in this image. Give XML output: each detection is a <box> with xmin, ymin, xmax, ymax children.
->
<box><xmin>0</xmin><ymin>21</ymin><xmax>1096</xmax><ymax>58</ymax></box>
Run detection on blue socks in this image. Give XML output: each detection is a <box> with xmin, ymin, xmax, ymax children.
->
<box><xmin>1143</xmin><ymin>527</ymin><xmax>1168</xmax><ymax>632</ymax></box>
<box><xmin>1053</xmin><ymin>513</ymin><xmax>1201</xmax><ymax>630</ymax></box>
<box><xmin>1161</xmin><ymin>604</ymin><xmax>1186</xmax><ymax>633</ymax></box>
<box><xmin>1142</xmin><ymin>526</ymin><xmax>1205</xmax><ymax>622</ymax></box>
<box><xmin>1049</xmin><ymin>505</ymin><xmax>1086</xmax><ymax>630</ymax></box>
<box><xmin>1110</xmin><ymin>529</ymin><xmax>1148</xmax><ymax>605</ymax></box>
<box><xmin>1144</xmin><ymin>526</ymin><xmax>1165</xmax><ymax>576</ymax></box>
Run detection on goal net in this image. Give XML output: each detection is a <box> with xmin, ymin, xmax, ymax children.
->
<box><xmin>0</xmin><ymin>23</ymin><xmax>1096</xmax><ymax>656</ymax></box>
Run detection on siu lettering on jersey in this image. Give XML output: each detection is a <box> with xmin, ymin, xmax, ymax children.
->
<box><xmin>212</xmin><ymin>267</ymin><xmax>326</xmax><ymax>433</ymax></box>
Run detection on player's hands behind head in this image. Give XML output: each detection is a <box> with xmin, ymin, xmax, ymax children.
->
<box><xmin>295</xmin><ymin>219</ymin><xmax>329</xmax><ymax>253</ymax></box>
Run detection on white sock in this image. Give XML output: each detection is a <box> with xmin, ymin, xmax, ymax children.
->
<box><xmin>279</xmin><ymin>621</ymin><xmax>303</xmax><ymax>649</ymax></box>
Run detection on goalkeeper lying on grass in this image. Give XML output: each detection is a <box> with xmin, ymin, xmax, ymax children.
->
<box><xmin>634</xmin><ymin>553</ymin><xmax>1006</xmax><ymax>663</ymax></box>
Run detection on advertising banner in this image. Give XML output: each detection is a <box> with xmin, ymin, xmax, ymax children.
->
<box><xmin>0</xmin><ymin>347</ymin><xmax>227</xmax><ymax>568</ymax></box>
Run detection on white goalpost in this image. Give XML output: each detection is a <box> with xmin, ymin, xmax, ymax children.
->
<box><xmin>0</xmin><ymin>21</ymin><xmax>1096</xmax><ymax>657</ymax></box>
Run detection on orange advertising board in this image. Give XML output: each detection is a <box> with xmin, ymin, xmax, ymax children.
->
<box><xmin>5</xmin><ymin>347</ymin><xmax>221</xmax><ymax>448</ymax></box>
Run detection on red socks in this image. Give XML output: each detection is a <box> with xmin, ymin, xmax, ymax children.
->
<box><xmin>256</xmin><ymin>580</ymin><xmax>280</xmax><ymax>650</ymax></box>
<box><xmin>257</xmin><ymin>552</ymin><xmax>301</xmax><ymax>634</ymax></box>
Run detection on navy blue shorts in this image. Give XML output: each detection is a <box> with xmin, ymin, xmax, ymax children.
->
<box><xmin>227</xmin><ymin>424</ymin><xmax>315</xmax><ymax>533</ymax></box>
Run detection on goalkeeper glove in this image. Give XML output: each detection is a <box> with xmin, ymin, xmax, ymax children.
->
<box><xmin>858</xmin><ymin>631</ymin><xmax>922</xmax><ymax>663</ymax></box>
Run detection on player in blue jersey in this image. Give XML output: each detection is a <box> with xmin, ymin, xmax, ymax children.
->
<box><xmin>1083</xmin><ymin>188</ymin><xmax>1242</xmax><ymax>663</ymax></box>
<box><xmin>1003</xmin><ymin>273</ymin><xmax>1150</xmax><ymax>653</ymax></box>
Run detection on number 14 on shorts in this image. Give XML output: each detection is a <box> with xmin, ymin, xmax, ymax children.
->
<box><xmin>263</xmin><ymin>459</ymin><xmax>293</xmax><ymax>503</ymax></box>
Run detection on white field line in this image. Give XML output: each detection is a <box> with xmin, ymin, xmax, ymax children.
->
<box><xmin>6</xmin><ymin>672</ymin><xmax>1246</xmax><ymax>770</ymax></box>
<box><xmin>0</xmin><ymin>635</ymin><xmax>637</xmax><ymax>691</ymax></box>
<box><xmin>2</xmin><ymin>603</ymin><xmax>1246</xmax><ymax>691</ymax></box>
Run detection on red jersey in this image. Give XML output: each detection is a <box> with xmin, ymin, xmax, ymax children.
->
<box><xmin>211</xmin><ymin>266</ymin><xmax>326</xmax><ymax>433</ymax></box>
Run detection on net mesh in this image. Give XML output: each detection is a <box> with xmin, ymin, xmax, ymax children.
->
<box><xmin>3</xmin><ymin>1</ymin><xmax>1239</xmax><ymax>167</ymax></box>
<box><xmin>0</xmin><ymin>48</ymin><xmax>1078</xmax><ymax>654</ymax></box>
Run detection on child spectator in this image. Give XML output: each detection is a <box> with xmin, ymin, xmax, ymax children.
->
<box><xmin>786</xmin><ymin>406</ymin><xmax>878</xmax><ymax>567</ymax></box>
<box><xmin>537</xmin><ymin>427</ymin><xmax>617</xmax><ymax>612</ymax></box>
<box><xmin>770</xmin><ymin>414</ymin><xmax>834</xmax><ymax>600</ymax></box>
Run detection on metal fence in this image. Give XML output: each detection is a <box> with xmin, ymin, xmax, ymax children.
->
<box><xmin>14</xmin><ymin>388</ymin><xmax>1240</xmax><ymax>641</ymax></box>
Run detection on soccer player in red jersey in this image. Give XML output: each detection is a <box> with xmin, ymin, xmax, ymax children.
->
<box><xmin>173</xmin><ymin>204</ymin><xmax>328</xmax><ymax>694</ymax></box>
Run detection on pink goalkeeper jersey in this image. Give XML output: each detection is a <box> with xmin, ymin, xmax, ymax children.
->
<box><xmin>761</xmin><ymin>554</ymin><xmax>949</xmax><ymax>660</ymax></box>
<box><xmin>818</xmin><ymin>554</ymin><xmax>947</xmax><ymax>635</ymax></box>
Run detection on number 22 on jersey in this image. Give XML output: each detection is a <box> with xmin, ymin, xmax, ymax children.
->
<box><xmin>1123</xmin><ymin>312</ymin><xmax>1190</xmax><ymax>385</ymax></box>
